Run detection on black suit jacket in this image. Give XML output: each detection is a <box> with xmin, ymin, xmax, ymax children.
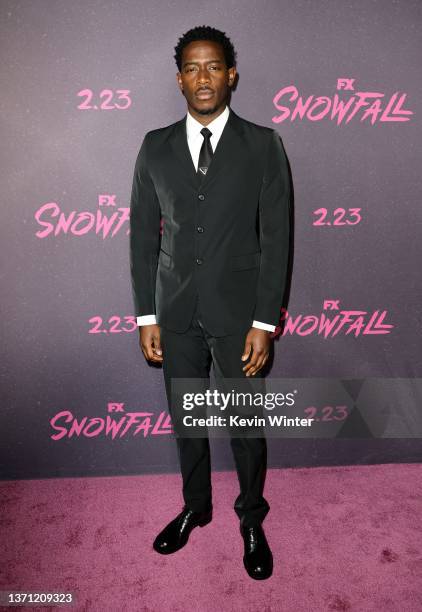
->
<box><xmin>129</xmin><ymin>107</ymin><xmax>291</xmax><ymax>336</ymax></box>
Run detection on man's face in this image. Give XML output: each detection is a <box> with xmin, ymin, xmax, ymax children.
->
<box><xmin>176</xmin><ymin>40</ymin><xmax>236</xmax><ymax>116</ymax></box>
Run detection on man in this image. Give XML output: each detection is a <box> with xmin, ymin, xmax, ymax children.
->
<box><xmin>129</xmin><ymin>25</ymin><xmax>291</xmax><ymax>580</ymax></box>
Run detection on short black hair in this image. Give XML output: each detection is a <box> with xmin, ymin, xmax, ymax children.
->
<box><xmin>174</xmin><ymin>25</ymin><xmax>237</xmax><ymax>72</ymax></box>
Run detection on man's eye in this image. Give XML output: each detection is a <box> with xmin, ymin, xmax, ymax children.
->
<box><xmin>184</xmin><ymin>65</ymin><xmax>219</xmax><ymax>73</ymax></box>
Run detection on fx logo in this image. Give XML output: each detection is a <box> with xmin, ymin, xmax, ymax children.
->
<box><xmin>98</xmin><ymin>195</ymin><xmax>116</xmax><ymax>206</ymax></box>
<box><xmin>323</xmin><ymin>300</ymin><xmax>340</xmax><ymax>310</ymax></box>
<box><xmin>336</xmin><ymin>78</ymin><xmax>355</xmax><ymax>91</ymax></box>
<box><xmin>108</xmin><ymin>403</ymin><xmax>125</xmax><ymax>412</ymax></box>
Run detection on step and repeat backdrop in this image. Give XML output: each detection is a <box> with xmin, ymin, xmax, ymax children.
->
<box><xmin>1</xmin><ymin>0</ymin><xmax>421</xmax><ymax>479</ymax></box>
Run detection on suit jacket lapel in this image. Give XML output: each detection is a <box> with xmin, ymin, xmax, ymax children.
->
<box><xmin>169</xmin><ymin>108</ymin><xmax>244</xmax><ymax>191</ymax></box>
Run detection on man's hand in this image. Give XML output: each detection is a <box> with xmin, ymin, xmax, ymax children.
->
<box><xmin>139</xmin><ymin>324</ymin><xmax>163</xmax><ymax>363</ymax></box>
<box><xmin>241</xmin><ymin>328</ymin><xmax>271</xmax><ymax>376</ymax></box>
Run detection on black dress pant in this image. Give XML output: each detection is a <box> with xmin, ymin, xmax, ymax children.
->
<box><xmin>160</xmin><ymin>296</ymin><xmax>270</xmax><ymax>527</ymax></box>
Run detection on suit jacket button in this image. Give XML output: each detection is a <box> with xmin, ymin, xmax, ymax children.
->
<box><xmin>196</xmin><ymin>258</ymin><xmax>203</xmax><ymax>265</ymax></box>
<box><xmin>198</xmin><ymin>194</ymin><xmax>205</xmax><ymax>201</ymax></box>
<box><xmin>197</xmin><ymin>226</ymin><xmax>204</xmax><ymax>233</ymax></box>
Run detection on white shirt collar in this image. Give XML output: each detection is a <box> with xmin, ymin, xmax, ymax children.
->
<box><xmin>186</xmin><ymin>105</ymin><xmax>230</xmax><ymax>142</ymax></box>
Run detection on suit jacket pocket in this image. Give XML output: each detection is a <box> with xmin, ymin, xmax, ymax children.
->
<box><xmin>158</xmin><ymin>248</ymin><xmax>172</xmax><ymax>269</ymax></box>
<box><xmin>230</xmin><ymin>251</ymin><xmax>261</xmax><ymax>271</ymax></box>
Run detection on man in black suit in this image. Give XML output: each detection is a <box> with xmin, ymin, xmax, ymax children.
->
<box><xmin>129</xmin><ymin>25</ymin><xmax>291</xmax><ymax>580</ymax></box>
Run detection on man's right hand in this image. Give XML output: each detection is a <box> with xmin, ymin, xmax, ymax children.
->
<box><xmin>139</xmin><ymin>324</ymin><xmax>163</xmax><ymax>363</ymax></box>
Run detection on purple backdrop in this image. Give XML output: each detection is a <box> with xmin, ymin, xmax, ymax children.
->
<box><xmin>1</xmin><ymin>0</ymin><xmax>421</xmax><ymax>479</ymax></box>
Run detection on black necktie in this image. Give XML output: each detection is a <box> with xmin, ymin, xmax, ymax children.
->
<box><xmin>197</xmin><ymin>127</ymin><xmax>213</xmax><ymax>177</ymax></box>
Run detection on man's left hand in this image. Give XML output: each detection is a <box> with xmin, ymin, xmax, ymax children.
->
<box><xmin>241</xmin><ymin>328</ymin><xmax>271</xmax><ymax>376</ymax></box>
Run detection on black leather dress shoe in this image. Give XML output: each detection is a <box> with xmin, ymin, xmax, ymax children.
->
<box><xmin>153</xmin><ymin>506</ymin><xmax>212</xmax><ymax>555</ymax></box>
<box><xmin>240</xmin><ymin>523</ymin><xmax>273</xmax><ymax>579</ymax></box>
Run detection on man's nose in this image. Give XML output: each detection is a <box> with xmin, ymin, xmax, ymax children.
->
<box><xmin>197</xmin><ymin>68</ymin><xmax>211</xmax><ymax>84</ymax></box>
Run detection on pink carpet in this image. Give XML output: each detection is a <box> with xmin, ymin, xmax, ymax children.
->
<box><xmin>1</xmin><ymin>463</ymin><xmax>421</xmax><ymax>611</ymax></box>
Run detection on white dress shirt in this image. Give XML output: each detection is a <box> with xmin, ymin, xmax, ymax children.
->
<box><xmin>136</xmin><ymin>105</ymin><xmax>276</xmax><ymax>333</ymax></box>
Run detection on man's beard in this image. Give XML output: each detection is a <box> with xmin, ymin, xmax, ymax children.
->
<box><xmin>192</xmin><ymin>102</ymin><xmax>221</xmax><ymax>116</ymax></box>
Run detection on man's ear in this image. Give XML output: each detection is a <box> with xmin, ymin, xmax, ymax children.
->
<box><xmin>228</xmin><ymin>67</ymin><xmax>236</xmax><ymax>87</ymax></box>
<box><xmin>176</xmin><ymin>73</ymin><xmax>184</xmax><ymax>93</ymax></box>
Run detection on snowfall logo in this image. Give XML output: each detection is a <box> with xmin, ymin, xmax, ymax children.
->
<box><xmin>34</xmin><ymin>196</ymin><xmax>166</xmax><ymax>238</ymax></box>
<box><xmin>35</xmin><ymin>195</ymin><xmax>130</xmax><ymax>238</ymax></box>
<box><xmin>49</xmin><ymin>403</ymin><xmax>173</xmax><ymax>440</ymax></box>
<box><xmin>272</xmin><ymin>78</ymin><xmax>413</xmax><ymax>125</ymax></box>
<box><xmin>274</xmin><ymin>300</ymin><xmax>394</xmax><ymax>338</ymax></box>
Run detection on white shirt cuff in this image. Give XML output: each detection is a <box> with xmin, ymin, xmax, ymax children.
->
<box><xmin>136</xmin><ymin>314</ymin><xmax>157</xmax><ymax>326</ymax></box>
<box><xmin>252</xmin><ymin>320</ymin><xmax>276</xmax><ymax>332</ymax></box>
